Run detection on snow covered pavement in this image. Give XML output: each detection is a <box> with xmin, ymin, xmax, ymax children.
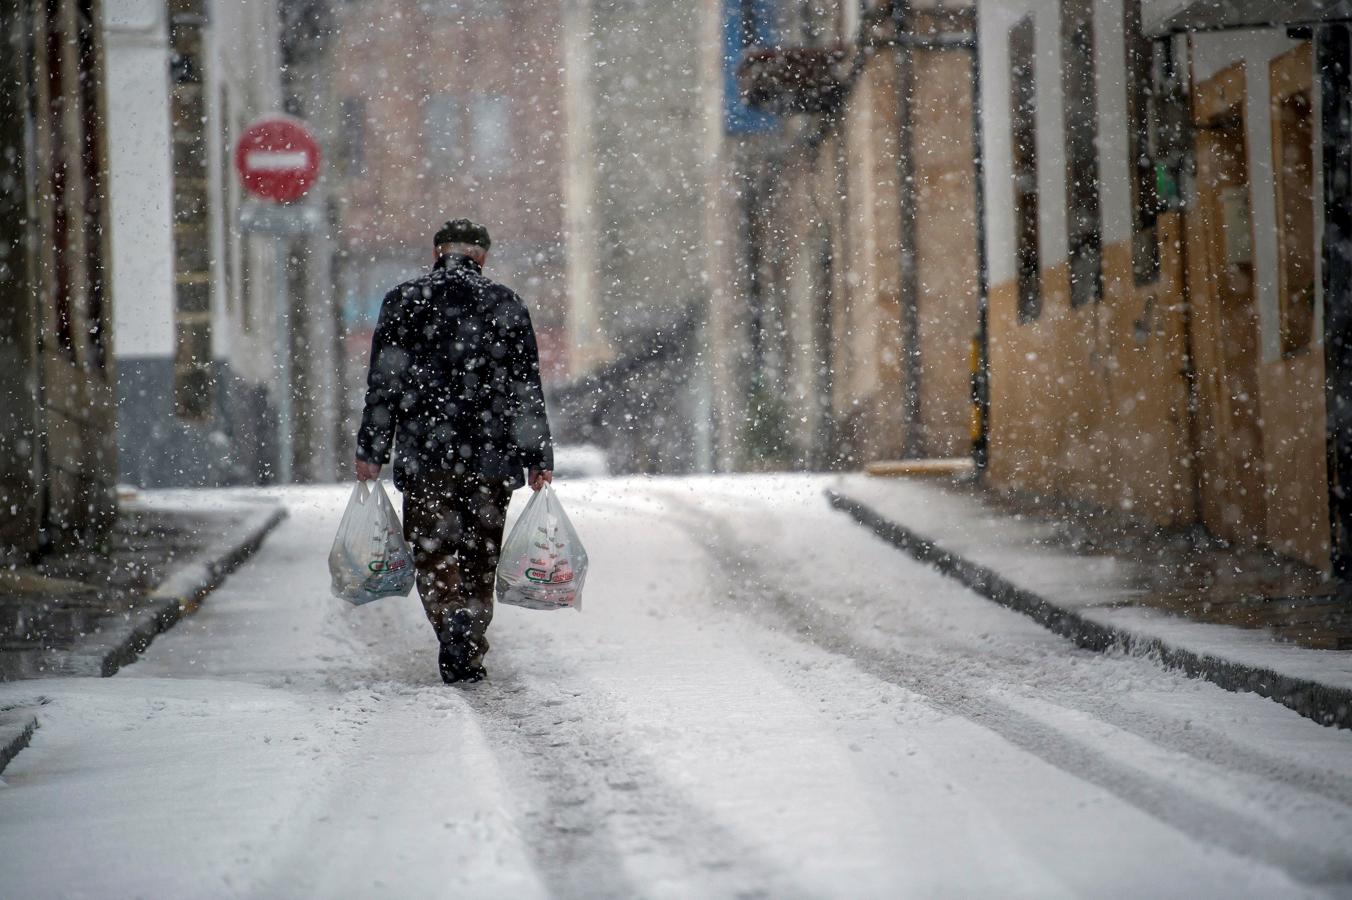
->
<box><xmin>2</xmin><ymin>477</ymin><xmax>1350</xmax><ymax>898</ymax></box>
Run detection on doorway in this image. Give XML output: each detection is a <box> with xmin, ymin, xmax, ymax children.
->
<box><xmin>1192</xmin><ymin>64</ymin><xmax>1268</xmax><ymax>544</ymax></box>
<box><xmin>1319</xmin><ymin>24</ymin><xmax>1352</xmax><ymax>577</ymax></box>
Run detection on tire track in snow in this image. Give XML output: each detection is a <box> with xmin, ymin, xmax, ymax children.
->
<box><xmin>247</xmin><ymin>682</ymin><xmax>547</xmax><ymax>899</ymax></box>
<box><xmin>656</xmin><ymin>490</ymin><xmax>1352</xmax><ymax>892</ymax></box>
<box><xmin>858</xmin><ymin>599</ymin><xmax>1352</xmax><ymax>810</ymax></box>
<box><xmin>295</xmin><ymin>614</ymin><xmax>644</xmax><ymax>899</ymax></box>
<box><xmin>322</xmin><ymin>506</ymin><xmax>796</xmax><ymax>900</ymax></box>
<box><xmin>658</xmin><ymin>484</ymin><xmax>1352</xmax><ymax>807</ymax></box>
<box><xmin>461</xmin><ymin>670</ymin><xmax>644</xmax><ymax>900</ymax></box>
<box><xmin>461</xmin><ymin>638</ymin><xmax>809</xmax><ymax>900</ymax></box>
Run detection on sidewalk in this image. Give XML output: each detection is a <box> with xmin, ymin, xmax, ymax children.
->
<box><xmin>827</xmin><ymin>473</ymin><xmax>1352</xmax><ymax>729</ymax></box>
<box><xmin>0</xmin><ymin>490</ymin><xmax>285</xmax><ymax>775</ymax></box>
<box><xmin>0</xmin><ymin>490</ymin><xmax>286</xmax><ymax>684</ymax></box>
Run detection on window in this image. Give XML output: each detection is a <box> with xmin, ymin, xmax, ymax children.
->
<box><xmin>1009</xmin><ymin>17</ymin><xmax>1041</xmax><ymax>322</ymax></box>
<box><xmin>1061</xmin><ymin>0</ymin><xmax>1103</xmax><ymax>307</ymax></box>
<box><xmin>723</xmin><ymin>0</ymin><xmax>778</xmax><ymax>134</ymax></box>
<box><xmin>1273</xmin><ymin>46</ymin><xmax>1316</xmax><ymax>356</ymax></box>
<box><xmin>1124</xmin><ymin>0</ymin><xmax>1160</xmax><ymax>284</ymax></box>
<box><xmin>422</xmin><ymin>93</ymin><xmax>459</xmax><ymax>173</ymax></box>
<box><xmin>470</xmin><ymin>95</ymin><xmax>510</xmax><ymax>173</ymax></box>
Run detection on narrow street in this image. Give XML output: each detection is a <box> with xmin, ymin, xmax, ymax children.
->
<box><xmin>2</xmin><ymin>477</ymin><xmax>1350</xmax><ymax>898</ymax></box>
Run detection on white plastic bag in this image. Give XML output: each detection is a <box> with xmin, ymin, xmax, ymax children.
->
<box><xmin>496</xmin><ymin>484</ymin><xmax>588</xmax><ymax>611</ymax></box>
<box><xmin>328</xmin><ymin>480</ymin><xmax>416</xmax><ymax>605</ymax></box>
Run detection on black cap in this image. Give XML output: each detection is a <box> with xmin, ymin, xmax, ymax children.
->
<box><xmin>434</xmin><ymin>218</ymin><xmax>491</xmax><ymax>250</ymax></box>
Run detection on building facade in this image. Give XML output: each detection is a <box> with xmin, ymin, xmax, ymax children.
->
<box><xmin>556</xmin><ymin>0</ymin><xmax>715</xmax><ymax>473</ymax></box>
<box><xmin>706</xmin><ymin>0</ymin><xmax>980</xmax><ymax>472</ymax></box>
<box><xmin>710</xmin><ymin>0</ymin><xmax>1345</xmax><ymax>575</ymax></box>
<box><xmin>976</xmin><ymin>0</ymin><xmax>1347</xmax><ymax>573</ymax></box>
<box><xmin>1</xmin><ymin>0</ymin><xmax>118</xmax><ymax>559</ymax></box>
<box><xmin>103</xmin><ymin>0</ymin><xmax>344</xmax><ymax>487</ymax></box>
<box><xmin>330</xmin><ymin>0</ymin><xmax>570</xmax><ymax>450</ymax></box>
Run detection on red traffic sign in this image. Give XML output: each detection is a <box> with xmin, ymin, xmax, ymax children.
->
<box><xmin>235</xmin><ymin>116</ymin><xmax>321</xmax><ymax>203</ymax></box>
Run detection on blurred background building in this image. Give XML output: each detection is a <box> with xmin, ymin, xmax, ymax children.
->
<box><xmin>328</xmin><ymin>0</ymin><xmax>570</xmax><ymax>445</ymax></box>
<box><xmin>712</xmin><ymin>0</ymin><xmax>980</xmax><ymax>473</ymax></box>
<box><xmin>549</xmin><ymin>0</ymin><xmax>714</xmax><ymax>474</ymax></box>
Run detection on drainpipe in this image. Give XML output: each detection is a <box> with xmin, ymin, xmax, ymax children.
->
<box><xmin>274</xmin><ymin>238</ymin><xmax>294</xmax><ymax>484</ymax></box>
<box><xmin>969</xmin><ymin>9</ymin><xmax>990</xmax><ymax>475</ymax></box>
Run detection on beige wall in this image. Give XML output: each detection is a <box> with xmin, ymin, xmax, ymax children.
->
<box><xmin>708</xmin><ymin>14</ymin><xmax>980</xmax><ymax>471</ymax></box>
<box><xmin>979</xmin><ymin>0</ymin><xmax>1331</xmax><ymax>570</ymax></box>
<box><xmin>835</xmin><ymin>55</ymin><xmax>907</xmax><ymax>463</ymax></box>
<box><xmin>988</xmin><ymin>216</ymin><xmax>1195</xmax><ymax>527</ymax></box>
<box><xmin>911</xmin><ymin>42</ymin><xmax>981</xmax><ymax>458</ymax></box>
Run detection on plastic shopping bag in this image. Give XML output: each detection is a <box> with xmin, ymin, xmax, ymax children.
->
<box><xmin>328</xmin><ymin>480</ymin><xmax>416</xmax><ymax>605</ymax></box>
<box><xmin>496</xmin><ymin>484</ymin><xmax>589</xmax><ymax>611</ymax></box>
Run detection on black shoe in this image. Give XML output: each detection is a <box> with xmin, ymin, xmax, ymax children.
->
<box><xmin>441</xmin><ymin>662</ymin><xmax>487</xmax><ymax>684</ymax></box>
<box><xmin>453</xmin><ymin>664</ymin><xmax>487</xmax><ymax>684</ymax></box>
<box><xmin>438</xmin><ymin>641</ymin><xmax>487</xmax><ymax>684</ymax></box>
<box><xmin>438</xmin><ymin>642</ymin><xmax>460</xmax><ymax>684</ymax></box>
<box><xmin>447</xmin><ymin>609</ymin><xmax>487</xmax><ymax>663</ymax></box>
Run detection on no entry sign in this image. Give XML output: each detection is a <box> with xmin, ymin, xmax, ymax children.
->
<box><xmin>235</xmin><ymin>116</ymin><xmax>321</xmax><ymax>203</ymax></box>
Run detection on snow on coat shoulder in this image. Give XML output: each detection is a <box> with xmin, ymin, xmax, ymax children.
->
<box><xmin>497</xmin><ymin>484</ymin><xmax>588</xmax><ymax>611</ymax></box>
<box><xmin>329</xmin><ymin>480</ymin><xmax>416</xmax><ymax>605</ymax></box>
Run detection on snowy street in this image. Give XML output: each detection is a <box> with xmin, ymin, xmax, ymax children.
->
<box><xmin>3</xmin><ymin>477</ymin><xmax>1351</xmax><ymax>898</ymax></box>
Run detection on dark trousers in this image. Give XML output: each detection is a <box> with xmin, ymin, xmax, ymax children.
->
<box><xmin>402</xmin><ymin>473</ymin><xmax>511</xmax><ymax>666</ymax></box>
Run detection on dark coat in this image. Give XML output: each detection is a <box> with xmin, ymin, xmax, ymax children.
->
<box><xmin>356</xmin><ymin>254</ymin><xmax>554</xmax><ymax>491</ymax></box>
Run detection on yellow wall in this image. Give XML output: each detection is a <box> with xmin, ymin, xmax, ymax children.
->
<box><xmin>991</xmin><ymin>210</ymin><xmax>1331</xmax><ymax>570</ymax></box>
<box><xmin>988</xmin><ymin>215</ymin><xmax>1195</xmax><ymax>527</ymax></box>
<box><xmin>835</xmin><ymin>55</ymin><xmax>907</xmax><ymax>462</ymax></box>
<box><xmin>911</xmin><ymin>45</ymin><xmax>980</xmax><ymax>458</ymax></box>
<box><xmin>1260</xmin><ymin>348</ymin><xmax>1330</xmax><ymax>567</ymax></box>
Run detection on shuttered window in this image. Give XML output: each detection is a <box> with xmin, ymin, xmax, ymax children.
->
<box><xmin>1061</xmin><ymin>0</ymin><xmax>1103</xmax><ymax>307</ymax></box>
<box><xmin>1009</xmin><ymin>17</ymin><xmax>1041</xmax><ymax>322</ymax></box>
<box><xmin>1124</xmin><ymin>0</ymin><xmax>1160</xmax><ymax>284</ymax></box>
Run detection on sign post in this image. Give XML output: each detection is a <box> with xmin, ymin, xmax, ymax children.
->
<box><xmin>235</xmin><ymin>115</ymin><xmax>322</xmax><ymax>485</ymax></box>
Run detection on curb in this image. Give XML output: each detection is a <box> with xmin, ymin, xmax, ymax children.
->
<box><xmin>826</xmin><ymin>489</ymin><xmax>1352</xmax><ymax>730</ymax></box>
<box><xmin>82</xmin><ymin>504</ymin><xmax>288</xmax><ymax>678</ymax></box>
<box><xmin>0</xmin><ymin>705</ymin><xmax>40</xmax><ymax>776</ymax></box>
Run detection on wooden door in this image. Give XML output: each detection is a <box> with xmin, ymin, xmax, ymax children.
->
<box><xmin>1266</xmin><ymin>42</ymin><xmax>1332</xmax><ymax>569</ymax></box>
<box><xmin>1193</xmin><ymin>65</ymin><xmax>1268</xmax><ymax>543</ymax></box>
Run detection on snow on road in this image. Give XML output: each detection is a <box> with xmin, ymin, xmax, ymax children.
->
<box><xmin>2</xmin><ymin>476</ymin><xmax>1350</xmax><ymax>898</ymax></box>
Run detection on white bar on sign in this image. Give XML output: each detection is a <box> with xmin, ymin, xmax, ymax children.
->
<box><xmin>246</xmin><ymin>150</ymin><xmax>310</xmax><ymax>171</ymax></box>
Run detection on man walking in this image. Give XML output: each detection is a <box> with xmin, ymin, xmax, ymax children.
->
<box><xmin>355</xmin><ymin>219</ymin><xmax>553</xmax><ymax>684</ymax></box>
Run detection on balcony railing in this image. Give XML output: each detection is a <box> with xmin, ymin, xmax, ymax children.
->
<box><xmin>737</xmin><ymin>46</ymin><xmax>849</xmax><ymax>115</ymax></box>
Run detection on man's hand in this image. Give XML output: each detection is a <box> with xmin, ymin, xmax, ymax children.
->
<box><xmin>529</xmin><ymin>468</ymin><xmax>553</xmax><ymax>492</ymax></box>
<box><xmin>355</xmin><ymin>459</ymin><xmax>382</xmax><ymax>482</ymax></box>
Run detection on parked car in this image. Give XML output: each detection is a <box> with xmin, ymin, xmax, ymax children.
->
<box><xmin>550</xmin><ymin>445</ymin><xmax>611</xmax><ymax>480</ymax></box>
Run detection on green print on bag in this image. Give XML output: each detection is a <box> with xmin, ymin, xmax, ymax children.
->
<box><xmin>329</xmin><ymin>480</ymin><xmax>416</xmax><ymax>605</ymax></box>
<box><xmin>497</xmin><ymin>484</ymin><xmax>588</xmax><ymax>610</ymax></box>
<box><xmin>525</xmin><ymin>566</ymin><xmax>574</xmax><ymax>585</ymax></box>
